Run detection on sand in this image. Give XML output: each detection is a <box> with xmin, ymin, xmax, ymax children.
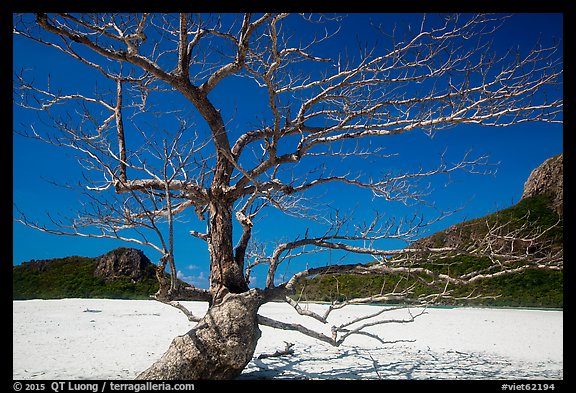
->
<box><xmin>12</xmin><ymin>299</ymin><xmax>562</xmax><ymax>380</ymax></box>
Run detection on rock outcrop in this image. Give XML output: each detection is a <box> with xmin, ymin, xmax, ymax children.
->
<box><xmin>521</xmin><ymin>153</ymin><xmax>563</xmax><ymax>214</ymax></box>
<box><xmin>14</xmin><ymin>248</ymin><xmax>159</xmax><ymax>300</ymax></box>
<box><xmin>413</xmin><ymin>153</ymin><xmax>563</xmax><ymax>250</ymax></box>
<box><xmin>94</xmin><ymin>247</ymin><xmax>153</xmax><ymax>282</ymax></box>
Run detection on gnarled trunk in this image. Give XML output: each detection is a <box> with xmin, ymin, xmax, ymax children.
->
<box><xmin>137</xmin><ymin>289</ymin><xmax>264</xmax><ymax>380</ymax></box>
<box><xmin>207</xmin><ymin>197</ymin><xmax>249</xmax><ymax>295</ymax></box>
<box><xmin>138</xmin><ymin>189</ymin><xmax>257</xmax><ymax>379</ymax></box>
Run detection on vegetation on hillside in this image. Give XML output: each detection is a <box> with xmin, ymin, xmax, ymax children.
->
<box><xmin>13</xmin><ymin>256</ymin><xmax>160</xmax><ymax>300</ymax></box>
<box><xmin>13</xmin><ymin>195</ymin><xmax>562</xmax><ymax>307</ymax></box>
<box><xmin>424</xmin><ymin>194</ymin><xmax>562</xmax><ymax>249</ymax></box>
<box><xmin>293</xmin><ymin>195</ymin><xmax>563</xmax><ymax>308</ymax></box>
<box><xmin>293</xmin><ymin>267</ymin><xmax>563</xmax><ymax>308</ymax></box>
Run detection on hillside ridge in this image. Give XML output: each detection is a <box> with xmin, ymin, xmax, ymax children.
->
<box><xmin>13</xmin><ymin>248</ymin><xmax>160</xmax><ymax>300</ymax></box>
<box><xmin>294</xmin><ymin>154</ymin><xmax>563</xmax><ymax>308</ymax></box>
<box><xmin>415</xmin><ymin>153</ymin><xmax>563</xmax><ymax>251</ymax></box>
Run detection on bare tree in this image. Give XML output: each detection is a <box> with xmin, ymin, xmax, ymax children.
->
<box><xmin>13</xmin><ymin>13</ymin><xmax>562</xmax><ymax>379</ymax></box>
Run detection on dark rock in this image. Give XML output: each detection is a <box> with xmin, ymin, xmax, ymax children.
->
<box><xmin>94</xmin><ymin>247</ymin><xmax>153</xmax><ymax>282</ymax></box>
<box><xmin>521</xmin><ymin>153</ymin><xmax>563</xmax><ymax>214</ymax></box>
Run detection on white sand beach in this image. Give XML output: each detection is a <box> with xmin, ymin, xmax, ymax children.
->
<box><xmin>13</xmin><ymin>299</ymin><xmax>562</xmax><ymax>380</ymax></box>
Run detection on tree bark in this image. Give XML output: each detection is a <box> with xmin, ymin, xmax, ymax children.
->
<box><xmin>136</xmin><ymin>290</ymin><xmax>264</xmax><ymax>380</ymax></box>
<box><xmin>207</xmin><ymin>197</ymin><xmax>249</xmax><ymax>296</ymax></box>
<box><xmin>138</xmin><ymin>200</ymin><xmax>256</xmax><ymax>380</ymax></box>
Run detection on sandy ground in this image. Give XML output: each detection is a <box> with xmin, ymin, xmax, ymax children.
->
<box><xmin>13</xmin><ymin>299</ymin><xmax>562</xmax><ymax>380</ymax></box>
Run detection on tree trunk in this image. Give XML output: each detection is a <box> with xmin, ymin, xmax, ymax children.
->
<box><xmin>138</xmin><ymin>191</ymin><xmax>256</xmax><ymax>379</ymax></box>
<box><xmin>207</xmin><ymin>196</ymin><xmax>249</xmax><ymax>296</ymax></box>
<box><xmin>137</xmin><ymin>289</ymin><xmax>264</xmax><ymax>380</ymax></box>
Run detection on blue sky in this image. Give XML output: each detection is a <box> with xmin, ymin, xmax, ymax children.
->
<box><xmin>12</xmin><ymin>13</ymin><xmax>563</xmax><ymax>289</ymax></box>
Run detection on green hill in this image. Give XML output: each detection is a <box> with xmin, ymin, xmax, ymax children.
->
<box><xmin>13</xmin><ymin>196</ymin><xmax>562</xmax><ymax>306</ymax></box>
<box><xmin>13</xmin><ymin>248</ymin><xmax>160</xmax><ymax>300</ymax></box>
<box><xmin>293</xmin><ymin>194</ymin><xmax>563</xmax><ymax>308</ymax></box>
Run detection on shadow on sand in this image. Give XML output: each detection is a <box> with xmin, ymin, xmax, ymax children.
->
<box><xmin>239</xmin><ymin>344</ymin><xmax>562</xmax><ymax>380</ymax></box>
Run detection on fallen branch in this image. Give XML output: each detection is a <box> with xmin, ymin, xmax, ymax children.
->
<box><xmin>257</xmin><ymin>342</ymin><xmax>295</xmax><ymax>359</ymax></box>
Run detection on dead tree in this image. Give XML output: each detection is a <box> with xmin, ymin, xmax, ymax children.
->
<box><xmin>13</xmin><ymin>13</ymin><xmax>562</xmax><ymax>379</ymax></box>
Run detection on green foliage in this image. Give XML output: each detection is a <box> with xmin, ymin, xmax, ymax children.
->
<box><xmin>13</xmin><ymin>256</ymin><xmax>160</xmax><ymax>300</ymax></box>
<box><xmin>496</xmin><ymin>194</ymin><xmax>561</xmax><ymax>229</ymax></box>
<box><xmin>294</xmin><ymin>266</ymin><xmax>563</xmax><ymax>308</ymax></box>
<box><xmin>468</xmin><ymin>268</ymin><xmax>563</xmax><ymax>307</ymax></box>
<box><xmin>294</xmin><ymin>195</ymin><xmax>563</xmax><ymax>309</ymax></box>
<box><xmin>461</xmin><ymin>194</ymin><xmax>562</xmax><ymax>247</ymax></box>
